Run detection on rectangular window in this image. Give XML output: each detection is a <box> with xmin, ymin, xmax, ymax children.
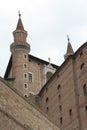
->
<box><xmin>29</xmin><ymin>73</ymin><xmax>33</xmax><ymax>83</ymax></box>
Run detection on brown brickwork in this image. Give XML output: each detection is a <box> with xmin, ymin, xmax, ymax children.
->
<box><xmin>2</xmin><ymin>15</ymin><xmax>87</xmax><ymax>130</ymax></box>
<box><xmin>38</xmin><ymin>43</ymin><xmax>87</xmax><ymax>130</ymax></box>
<box><xmin>5</xmin><ymin>16</ymin><xmax>57</xmax><ymax>96</ymax></box>
<box><xmin>0</xmin><ymin>77</ymin><xmax>59</xmax><ymax>130</ymax></box>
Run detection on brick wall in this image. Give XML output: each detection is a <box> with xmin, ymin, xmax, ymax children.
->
<box><xmin>0</xmin><ymin>78</ymin><xmax>59</xmax><ymax>130</ymax></box>
<box><xmin>38</xmin><ymin>43</ymin><xmax>87</xmax><ymax>130</ymax></box>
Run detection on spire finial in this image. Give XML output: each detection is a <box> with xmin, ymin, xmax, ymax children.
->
<box><xmin>48</xmin><ymin>57</ymin><xmax>51</xmax><ymax>64</ymax></box>
<box><xmin>67</xmin><ymin>35</ymin><xmax>70</xmax><ymax>43</ymax></box>
<box><xmin>18</xmin><ymin>10</ymin><xmax>21</xmax><ymax>19</ymax></box>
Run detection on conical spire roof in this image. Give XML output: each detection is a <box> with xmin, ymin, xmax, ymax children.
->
<box><xmin>16</xmin><ymin>13</ymin><xmax>24</xmax><ymax>30</ymax></box>
<box><xmin>64</xmin><ymin>35</ymin><xmax>74</xmax><ymax>60</ymax></box>
<box><xmin>66</xmin><ymin>36</ymin><xmax>74</xmax><ymax>54</ymax></box>
<box><xmin>13</xmin><ymin>12</ymin><xmax>28</xmax><ymax>43</ymax></box>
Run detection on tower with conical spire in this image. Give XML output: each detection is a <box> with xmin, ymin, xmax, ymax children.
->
<box><xmin>10</xmin><ymin>12</ymin><xmax>30</xmax><ymax>94</ymax></box>
<box><xmin>64</xmin><ymin>35</ymin><xmax>74</xmax><ymax>60</ymax></box>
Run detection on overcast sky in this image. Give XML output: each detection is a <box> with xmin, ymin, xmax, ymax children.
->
<box><xmin>0</xmin><ymin>0</ymin><xmax>87</xmax><ymax>77</ymax></box>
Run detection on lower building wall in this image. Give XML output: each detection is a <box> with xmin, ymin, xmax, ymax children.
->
<box><xmin>0</xmin><ymin>109</ymin><xmax>31</xmax><ymax>130</ymax></box>
<box><xmin>0</xmin><ymin>78</ymin><xmax>59</xmax><ymax>130</ymax></box>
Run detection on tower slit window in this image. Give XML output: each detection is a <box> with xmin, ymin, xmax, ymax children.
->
<box><xmin>69</xmin><ymin>109</ymin><xmax>72</xmax><ymax>117</ymax></box>
<box><xmin>24</xmin><ymin>63</ymin><xmax>27</xmax><ymax>68</ymax></box>
<box><xmin>59</xmin><ymin>105</ymin><xmax>62</xmax><ymax>112</ymax></box>
<box><xmin>23</xmin><ymin>54</ymin><xmax>28</xmax><ymax>59</ymax></box>
<box><xmin>85</xmin><ymin>106</ymin><xmax>87</xmax><ymax>112</ymax></box>
<box><xmin>46</xmin><ymin>107</ymin><xmax>49</xmax><ymax>112</ymax></box>
<box><xmin>60</xmin><ymin>117</ymin><xmax>63</xmax><ymax>125</ymax></box>
<box><xmin>24</xmin><ymin>73</ymin><xmax>28</xmax><ymax>79</ymax></box>
<box><xmin>83</xmin><ymin>84</ymin><xmax>87</xmax><ymax>96</ymax></box>
<box><xmin>46</xmin><ymin>97</ymin><xmax>49</xmax><ymax>103</ymax></box>
<box><xmin>57</xmin><ymin>84</ymin><xmax>61</xmax><ymax>91</ymax></box>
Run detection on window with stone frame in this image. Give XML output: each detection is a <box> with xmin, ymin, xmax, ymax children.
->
<box><xmin>24</xmin><ymin>63</ymin><xmax>27</xmax><ymax>69</ymax></box>
<box><xmin>24</xmin><ymin>94</ymin><xmax>28</xmax><ymax>97</ymax></box>
<box><xmin>23</xmin><ymin>54</ymin><xmax>28</xmax><ymax>59</ymax></box>
<box><xmin>24</xmin><ymin>83</ymin><xmax>28</xmax><ymax>89</ymax></box>
<box><xmin>24</xmin><ymin>73</ymin><xmax>28</xmax><ymax>79</ymax></box>
<box><xmin>29</xmin><ymin>73</ymin><xmax>33</xmax><ymax>83</ymax></box>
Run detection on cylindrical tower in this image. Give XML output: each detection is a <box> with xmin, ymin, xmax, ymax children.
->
<box><xmin>10</xmin><ymin>13</ymin><xmax>30</xmax><ymax>94</ymax></box>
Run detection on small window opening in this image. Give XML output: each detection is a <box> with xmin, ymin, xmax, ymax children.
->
<box><xmin>24</xmin><ymin>64</ymin><xmax>27</xmax><ymax>68</ymax></box>
<box><xmin>46</xmin><ymin>97</ymin><xmax>49</xmax><ymax>103</ymax></box>
<box><xmin>69</xmin><ymin>109</ymin><xmax>72</xmax><ymax>117</ymax></box>
<box><xmin>59</xmin><ymin>105</ymin><xmax>62</xmax><ymax>112</ymax></box>
<box><xmin>24</xmin><ymin>54</ymin><xmax>27</xmax><ymax>59</ymax></box>
<box><xmin>80</xmin><ymin>51</ymin><xmax>83</xmax><ymax>57</ymax></box>
<box><xmin>24</xmin><ymin>94</ymin><xmax>28</xmax><ymax>97</ymax></box>
<box><xmin>57</xmin><ymin>84</ymin><xmax>61</xmax><ymax>90</ymax></box>
<box><xmin>24</xmin><ymin>83</ymin><xmax>28</xmax><ymax>89</ymax></box>
<box><xmin>83</xmin><ymin>84</ymin><xmax>87</xmax><ymax>96</ymax></box>
<box><xmin>80</xmin><ymin>63</ymin><xmax>86</xmax><ymax>70</ymax></box>
<box><xmin>60</xmin><ymin>117</ymin><xmax>63</xmax><ymax>125</ymax></box>
<box><xmin>85</xmin><ymin>106</ymin><xmax>87</xmax><ymax>112</ymax></box>
<box><xmin>29</xmin><ymin>59</ymin><xmax>31</xmax><ymax>62</ymax></box>
<box><xmin>46</xmin><ymin>107</ymin><xmax>49</xmax><ymax>112</ymax></box>
<box><xmin>24</xmin><ymin>73</ymin><xmax>27</xmax><ymax>78</ymax></box>
<box><xmin>38</xmin><ymin>62</ymin><xmax>40</xmax><ymax>65</ymax></box>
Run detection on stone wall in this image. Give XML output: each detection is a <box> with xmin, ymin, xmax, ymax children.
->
<box><xmin>0</xmin><ymin>77</ymin><xmax>59</xmax><ymax>130</ymax></box>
